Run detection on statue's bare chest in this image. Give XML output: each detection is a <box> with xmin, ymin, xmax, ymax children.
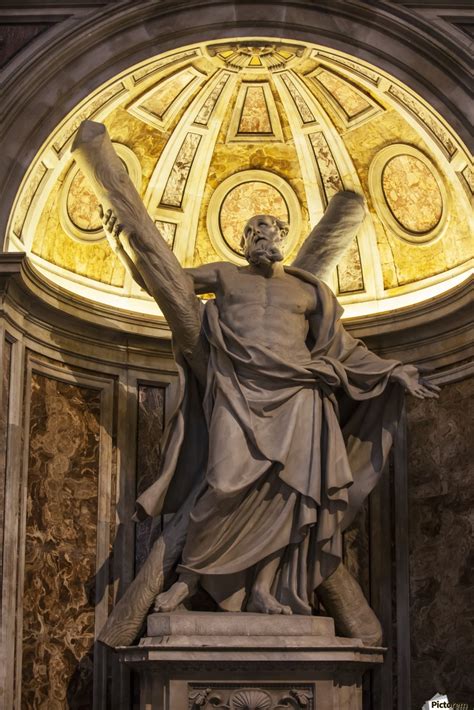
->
<box><xmin>219</xmin><ymin>269</ymin><xmax>315</xmax><ymax>315</ymax></box>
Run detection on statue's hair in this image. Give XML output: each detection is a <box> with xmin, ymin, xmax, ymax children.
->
<box><xmin>240</xmin><ymin>215</ymin><xmax>289</xmax><ymax>257</ymax></box>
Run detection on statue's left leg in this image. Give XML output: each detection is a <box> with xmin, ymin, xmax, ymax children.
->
<box><xmin>317</xmin><ymin>563</ymin><xmax>382</xmax><ymax>646</ymax></box>
<box><xmin>153</xmin><ymin>570</ymin><xmax>199</xmax><ymax>613</ymax></box>
<box><xmin>247</xmin><ymin>551</ymin><xmax>292</xmax><ymax>615</ymax></box>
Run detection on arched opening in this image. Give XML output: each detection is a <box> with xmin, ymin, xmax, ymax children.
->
<box><xmin>5</xmin><ymin>38</ymin><xmax>472</xmax><ymax>318</ymax></box>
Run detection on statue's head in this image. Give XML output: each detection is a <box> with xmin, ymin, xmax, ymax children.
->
<box><xmin>241</xmin><ymin>215</ymin><xmax>289</xmax><ymax>266</ymax></box>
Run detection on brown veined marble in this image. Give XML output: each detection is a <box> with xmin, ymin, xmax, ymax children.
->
<box><xmin>238</xmin><ymin>86</ymin><xmax>272</xmax><ymax>134</ymax></box>
<box><xmin>135</xmin><ymin>385</ymin><xmax>165</xmax><ymax>573</ymax></box>
<box><xmin>308</xmin><ymin>132</ymin><xmax>343</xmax><ymax>199</ymax></box>
<box><xmin>342</xmin><ymin>109</ymin><xmax>473</xmax><ymax>287</ymax></box>
<box><xmin>32</xmin><ymin>176</ymin><xmax>126</xmax><ymax>287</ymax></box>
<box><xmin>161</xmin><ymin>132</ymin><xmax>202</xmax><ymax>208</ymax></box>
<box><xmin>66</xmin><ymin>156</ymin><xmax>129</xmax><ymax>235</ymax></box>
<box><xmin>343</xmin><ymin>498</ymin><xmax>370</xmax><ymax>600</ymax></box>
<box><xmin>155</xmin><ymin>220</ymin><xmax>177</xmax><ymax>249</ymax></box>
<box><xmin>0</xmin><ymin>338</ymin><xmax>12</xmax><ymax>615</ymax></box>
<box><xmin>66</xmin><ymin>169</ymin><xmax>102</xmax><ymax>232</ymax></box>
<box><xmin>141</xmin><ymin>68</ymin><xmax>197</xmax><ymax>121</ymax></box>
<box><xmin>382</xmin><ymin>155</ymin><xmax>443</xmax><ymax>234</ymax></box>
<box><xmin>22</xmin><ymin>374</ymin><xmax>101</xmax><ymax>709</ymax></box>
<box><xmin>336</xmin><ymin>237</ymin><xmax>364</xmax><ymax>293</ymax></box>
<box><xmin>315</xmin><ymin>69</ymin><xmax>372</xmax><ymax>119</ymax></box>
<box><xmin>280</xmin><ymin>73</ymin><xmax>316</xmax><ymax>124</ymax></box>
<box><xmin>407</xmin><ymin>378</ymin><xmax>474</xmax><ymax>707</ymax></box>
<box><xmin>194</xmin><ymin>74</ymin><xmax>230</xmax><ymax>126</ymax></box>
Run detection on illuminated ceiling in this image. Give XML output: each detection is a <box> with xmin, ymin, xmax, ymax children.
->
<box><xmin>7</xmin><ymin>39</ymin><xmax>473</xmax><ymax>318</ymax></box>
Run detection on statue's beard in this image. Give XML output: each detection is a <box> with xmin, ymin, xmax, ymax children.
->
<box><xmin>247</xmin><ymin>243</ymin><xmax>284</xmax><ymax>266</ymax></box>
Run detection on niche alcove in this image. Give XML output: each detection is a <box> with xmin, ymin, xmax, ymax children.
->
<box><xmin>0</xmin><ymin>3</ymin><xmax>472</xmax><ymax>709</ymax></box>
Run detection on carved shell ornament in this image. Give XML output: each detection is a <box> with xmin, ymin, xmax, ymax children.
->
<box><xmin>230</xmin><ymin>688</ymin><xmax>272</xmax><ymax>710</ymax></box>
<box><xmin>189</xmin><ymin>685</ymin><xmax>313</xmax><ymax>709</ymax></box>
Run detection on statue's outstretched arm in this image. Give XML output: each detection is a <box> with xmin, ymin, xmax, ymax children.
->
<box><xmin>291</xmin><ymin>191</ymin><xmax>366</xmax><ymax>282</ymax></box>
<box><xmin>72</xmin><ymin>121</ymin><xmax>207</xmax><ymax>384</ymax></box>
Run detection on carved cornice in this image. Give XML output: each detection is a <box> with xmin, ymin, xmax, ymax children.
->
<box><xmin>345</xmin><ymin>274</ymin><xmax>473</xmax><ymax>367</ymax></box>
<box><xmin>1</xmin><ymin>0</ymin><xmax>472</xmax><ymax>257</ymax></box>
<box><xmin>0</xmin><ymin>253</ymin><xmax>174</xmax><ymax>371</ymax></box>
<box><xmin>0</xmin><ymin>254</ymin><xmax>471</xmax><ymax>371</ymax></box>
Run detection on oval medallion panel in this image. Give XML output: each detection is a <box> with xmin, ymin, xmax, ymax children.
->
<box><xmin>59</xmin><ymin>143</ymin><xmax>142</xmax><ymax>243</ymax></box>
<box><xmin>207</xmin><ymin>169</ymin><xmax>302</xmax><ymax>264</ymax></box>
<box><xmin>219</xmin><ymin>181</ymin><xmax>289</xmax><ymax>255</ymax></box>
<box><xmin>369</xmin><ymin>144</ymin><xmax>448</xmax><ymax>244</ymax></box>
<box><xmin>382</xmin><ymin>154</ymin><xmax>442</xmax><ymax>233</ymax></box>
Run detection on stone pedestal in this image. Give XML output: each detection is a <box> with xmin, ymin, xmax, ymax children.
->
<box><xmin>117</xmin><ymin>611</ymin><xmax>384</xmax><ymax>709</ymax></box>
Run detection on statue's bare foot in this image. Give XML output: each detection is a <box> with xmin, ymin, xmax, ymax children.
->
<box><xmin>247</xmin><ymin>588</ymin><xmax>293</xmax><ymax>615</ymax></box>
<box><xmin>153</xmin><ymin>581</ymin><xmax>193</xmax><ymax>613</ymax></box>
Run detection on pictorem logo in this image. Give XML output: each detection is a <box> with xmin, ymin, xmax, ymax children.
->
<box><xmin>423</xmin><ymin>694</ymin><xmax>472</xmax><ymax>710</ymax></box>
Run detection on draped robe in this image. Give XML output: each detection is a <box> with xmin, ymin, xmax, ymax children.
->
<box><xmin>135</xmin><ymin>268</ymin><xmax>403</xmax><ymax>613</ymax></box>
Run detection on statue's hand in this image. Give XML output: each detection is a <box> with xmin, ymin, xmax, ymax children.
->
<box><xmin>391</xmin><ymin>364</ymin><xmax>441</xmax><ymax>399</ymax></box>
<box><xmin>99</xmin><ymin>204</ymin><xmax>130</xmax><ymax>252</ymax></box>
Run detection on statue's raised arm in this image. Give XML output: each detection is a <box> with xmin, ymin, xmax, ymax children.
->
<box><xmin>71</xmin><ymin>121</ymin><xmax>207</xmax><ymax>384</ymax></box>
<box><xmin>292</xmin><ymin>191</ymin><xmax>366</xmax><ymax>281</ymax></box>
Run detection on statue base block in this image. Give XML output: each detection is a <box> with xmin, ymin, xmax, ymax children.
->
<box><xmin>117</xmin><ymin>611</ymin><xmax>384</xmax><ymax>709</ymax></box>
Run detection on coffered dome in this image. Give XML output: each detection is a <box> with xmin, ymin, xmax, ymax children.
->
<box><xmin>7</xmin><ymin>39</ymin><xmax>472</xmax><ymax>318</ymax></box>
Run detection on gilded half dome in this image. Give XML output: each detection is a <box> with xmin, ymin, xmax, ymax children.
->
<box><xmin>6</xmin><ymin>39</ymin><xmax>473</xmax><ymax>318</ymax></box>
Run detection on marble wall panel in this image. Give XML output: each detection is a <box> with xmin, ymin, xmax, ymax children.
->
<box><xmin>314</xmin><ymin>70</ymin><xmax>372</xmax><ymax>119</ymax></box>
<box><xmin>336</xmin><ymin>238</ymin><xmax>364</xmax><ymax>293</ymax></box>
<box><xmin>407</xmin><ymin>378</ymin><xmax>474</xmax><ymax>707</ymax></box>
<box><xmin>387</xmin><ymin>84</ymin><xmax>457</xmax><ymax>159</ymax></box>
<box><xmin>194</xmin><ymin>74</ymin><xmax>230</xmax><ymax>126</ymax></box>
<box><xmin>160</xmin><ymin>132</ymin><xmax>202</xmax><ymax>208</ymax></box>
<box><xmin>342</xmin><ymin>110</ymin><xmax>473</xmax><ymax>287</ymax></box>
<box><xmin>315</xmin><ymin>52</ymin><xmax>380</xmax><ymax>85</ymax></box>
<box><xmin>0</xmin><ymin>338</ymin><xmax>12</xmax><ymax>615</ymax></box>
<box><xmin>66</xmin><ymin>169</ymin><xmax>103</xmax><ymax>232</ymax></box>
<box><xmin>155</xmin><ymin>220</ymin><xmax>177</xmax><ymax>249</ymax></box>
<box><xmin>21</xmin><ymin>373</ymin><xmax>101</xmax><ymax>709</ymax></box>
<box><xmin>342</xmin><ymin>498</ymin><xmax>370</xmax><ymax>600</ymax></box>
<box><xmin>280</xmin><ymin>73</ymin><xmax>316</xmax><ymax>124</ymax></box>
<box><xmin>135</xmin><ymin>385</ymin><xmax>165</xmax><ymax>572</ymax></box>
<box><xmin>141</xmin><ymin>69</ymin><xmax>197</xmax><ymax>121</ymax></box>
<box><xmin>308</xmin><ymin>131</ymin><xmax>343</xmax><ymax>199</ymax></box>
<box><xmin>382</xmin><ymin>155</ymin><xmax>442</xmax><ymax>233</ymax></box>
<box><xmin>32</xmin><ymin>175</ymin><xmax>126</xmax><ymax>288</ymax></box>
<box><xmin>460</xmin><ymin>165</ymin><xmax>473</xmax><ymax>195</ymax></box>
<box><xmin>238</xmin><ymin>86</ymin><xmax>272</xmax><ymax>134</ymax></box>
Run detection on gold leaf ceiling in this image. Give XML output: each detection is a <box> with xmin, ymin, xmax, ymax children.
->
<box><xmin>7</xmin><ymin>39</ymin><xmax>473</xmax><ymax>318</ymax></box>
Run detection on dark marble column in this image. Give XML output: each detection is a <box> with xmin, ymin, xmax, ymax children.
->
<box><xmin>135</xmin><ymin>385</ymin><xmax>165</xmax><ymax>573</ymax></box>
<box><xmin>0</xmin><ymin>338</ymin><xmax>12</xmax><ymax>615</ymax></box>
<box><xmin>21</xmin><ymin>373</ymin><xmax>101</xmax><ymax>709</ymax></box>
<box><xmin>343</xmin><ymin>498</ymin><xmax>370</xmax><ymax>600</ymax></box>
<box><xmin>407</xmin><ymin>378</ymin><xmax>473</xmax><ymax>708</ymax></box>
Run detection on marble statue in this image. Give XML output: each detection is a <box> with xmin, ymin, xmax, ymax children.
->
<box><xmin>71</xmin><ymin>121</ymin><xmax>439</xmax><ymax>648</ymax></box>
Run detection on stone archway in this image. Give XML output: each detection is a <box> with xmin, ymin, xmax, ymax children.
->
<box><xmin>0</xmin><ymin>4</ymin><xmax>472</xmax><ymax>709</ymax></box>
<box><xmin>1</xmin><ymin>0</ymin><xmax>471</xmax><ymax>251</ymax></box>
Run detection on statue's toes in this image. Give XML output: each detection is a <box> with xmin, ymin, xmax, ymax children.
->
<box><xmin>268</xmin><ymin>602</ymin><xmax>292</xmax><ymax>615</ymax></box>
<box><xmin>153</xmin><ymin>594</ymin><xmax>172</xmax><ymax>613</ymax></box>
